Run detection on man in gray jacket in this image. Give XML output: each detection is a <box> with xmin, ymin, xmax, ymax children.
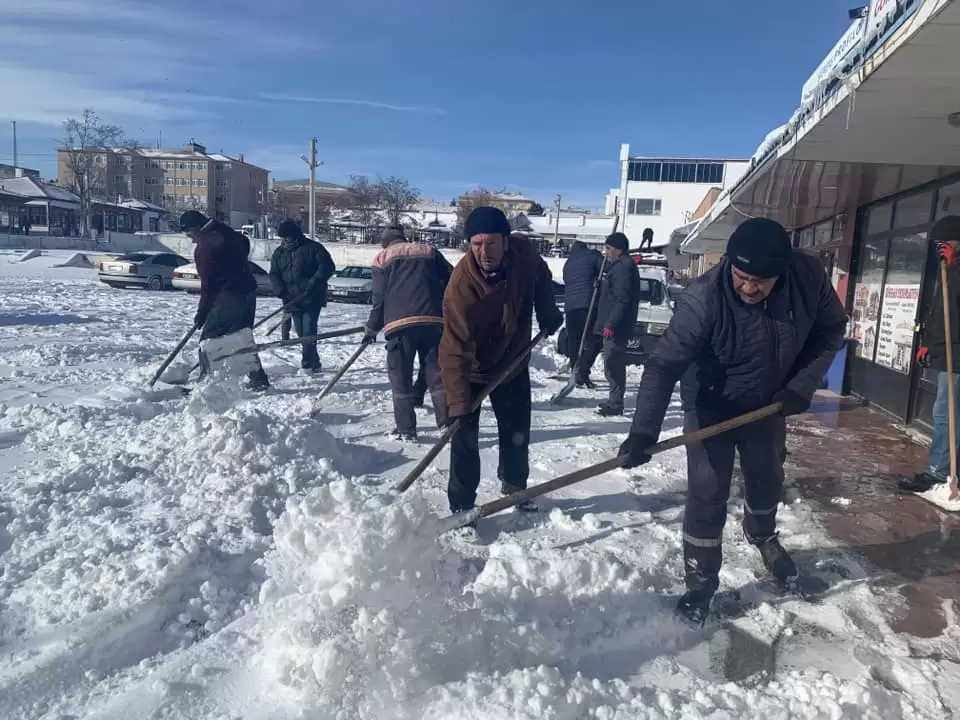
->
<box><xmin>618</xmin><ymin>218</ymin><xmax>846</xmax><ymax>624</ymax></box>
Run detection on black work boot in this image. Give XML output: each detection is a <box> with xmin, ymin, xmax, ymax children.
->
<box><xmin>596</xmin><ymin>403</ymin><xmax>623</xmax><ymax>417</ymax></box>
<box><xmin>756</xmin><ymin>535</ymin><xmax>799</xmax><ymax>587</ymax></box>
<box><xmin>246</xmin><ymin>367</ymin><xmax>270</xmax><ymax>392</ymax></box>
<box><xmin>898</xmin><ymin>472</ymin><xmax>945</xmax><ymax>493</ymax></box>
<box><xmin>389</xmin><ymin>428</ymin><xmax>418</xmax><ymax>442</ymax></box>
<box><xmin>676</xmin><ymin>568</ymin><xmax>719</xmax><ymax>626</ymax></box>
<box><xmin>576</xmin><ymin>378</ymin><xmax>596</xmax><ymax>389</ymax></box>
<box><xmin>502</xmin><ymin>483</ymin><xmax>538</xmax><ymax>512</ymax></box>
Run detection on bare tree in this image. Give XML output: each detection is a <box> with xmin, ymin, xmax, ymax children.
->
<box><xmin>346</xmin><ymin>175</ymin><xmax>383</xmax><ymax>229</ymax></box>
<box><xmin>60</xmin><ymin>109</ymin><xmax>129</xmax><ymax>238</ymax></box>
<box><xmin>376</xmin><ymin>175</ymin><xmax>420</xmax><ymax>225</ymax></box>
<box><xmin>456</xmin><ymin>187</ymin><xmax>495</xmax><ymax>240</ymax></box>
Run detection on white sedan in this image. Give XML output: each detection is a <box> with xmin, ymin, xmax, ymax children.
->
<box><xmin>172</xmin><ymin>261</ymin><xmax>275</xmax><ymax>296</ymax></box>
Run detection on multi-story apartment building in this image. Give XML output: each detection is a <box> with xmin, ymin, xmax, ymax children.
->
<box><xmin>56</xmin><ymin>141</ymin><xmax>270</xmax><ymax>227</ymax></box>
<box><xmin>604</xmin><ymin>144</ymin><xmax>749</xmax><ymax>247</ymax></box>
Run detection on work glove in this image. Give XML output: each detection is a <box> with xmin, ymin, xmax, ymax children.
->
<box><xmin>916</xmin><ymin>345</ymin><xmax>930</xmax><ymax>367</ymax></box>
<box><xmin>773</xmin><ymin>387</ymin><xmax>811</xmax><ymax>416</ymax></box>
<box><xmin>602</xmin><ymin>327</ymin><xmax>615</xmax><ymax>339</ymax></box>
<box><xmin>938</xmin><ymin>242</ymin><xmax>957</xmax><ymax>266</ymax></box>
<box><xmin>361</xmin><ymin>328</ymin><xmax>377</xmax><ymax>345</ymax></box>
<box><xmin>618</xmin><ymin>432</ymin><xmax>656</xmax><ymax>469</ymax></box>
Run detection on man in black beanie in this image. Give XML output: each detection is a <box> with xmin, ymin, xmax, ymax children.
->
<box><xmin>590</xmin><ymin>231</ymin><xmax>642</xmax><ymax>416</ymax></box>
<box><xmin>269</xmin><ymin>218</ymin><xmax>336</xmax><ymax>372</ymax></box>
<box><xmin>616</xmin><ymin>216</ymin><xmax>847</xmax><ymax>624</ymax></box>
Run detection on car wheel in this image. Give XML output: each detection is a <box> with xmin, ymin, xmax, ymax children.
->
<box><xmin>148</xmin><ymin>275</ymin><xmax>164</xmax><ymax>291</ymax></box>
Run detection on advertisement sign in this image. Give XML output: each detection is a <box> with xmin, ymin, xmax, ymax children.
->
<box><xmin>868</xmin><ymin>0</ymin><xmax>899</xmax><ymax>37</ymax></box>
<box><xmin>852</xmin><ymin>282</ymin><xmax>883</xmax><ymax>361</ymax></box>
<box><xmin>874</xmin><ymin>283</ymin><xmax>920</xmax><ymax>374</ymax></box>
<box><xmin>801</xmin><ymin>17</ymin><xmax>866</xmax><ymax>104</ymax></box>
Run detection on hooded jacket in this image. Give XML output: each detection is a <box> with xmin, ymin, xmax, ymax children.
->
<box><xmin>921</xmin><ymin>260</ymin><xmax>960</xmax><ymax>372</ymax></box>
<box><xmin>193</xmin><ymin>219</ymin><xmax>257</xmax><ymax>317</ymax></box>
<box><xmin>269</xmin><ymin>234</ymin><xmax>336</xmax><ymax>310</ymax></box>
<box><xmin>562</xmin><ymin>241</ymin><xmax>604</xmax><ymax>312</ymax></box>
<box><xmin>630</xmin><ymin>252</ymin><xmax>847</xmax><ymax>438</ymax></box>
<box><xmin>365</xmin><ymin>238</ymin><xmax>454</xmax><ymax>337</ymax></box>
<box><xmin>439</xmin><ymin>236</ymin><xmax>563</xmax><ymax>417</ymax></box>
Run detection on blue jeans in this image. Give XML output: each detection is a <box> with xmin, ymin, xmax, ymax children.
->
<box><xmin>928</xmin><ymin>371</ymin><xmax>960</xmax><ymax>479</ymax></box>
<box><xmin>291</xmin><ymin>310</ymin><xmax>320</xmax><ymax>368</ymax></box>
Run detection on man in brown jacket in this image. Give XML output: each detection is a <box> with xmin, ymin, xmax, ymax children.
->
<box><xmin>440</xmin><ymin>206</ymin><xmax>563</xmax><ymax>519</ymax></box>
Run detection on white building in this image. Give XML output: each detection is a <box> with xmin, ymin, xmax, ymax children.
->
<box><xmin>523</xmin><ymin>210</ymin><xmax>618</xmax><ymax>249</ymax></box>
<box><xmin>604</xmin><ymin>144</ymin><xmax>750</xmax><ymax>247</ymax></box>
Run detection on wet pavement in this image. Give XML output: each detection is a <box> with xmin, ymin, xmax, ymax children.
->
<box><xmin>787</xmin><ymin>391</ymin><xmax>960</xmax><ymax>639</ymax></box>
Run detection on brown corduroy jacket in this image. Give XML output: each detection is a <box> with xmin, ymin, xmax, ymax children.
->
<box><xmin>439</xmin><ymin>236</ymin><xmax>563</xmax><ymax>417</ymax></box>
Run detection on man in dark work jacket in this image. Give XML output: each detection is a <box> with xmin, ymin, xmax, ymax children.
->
<box><xmin>618</xmin><ymin>217</ymin><xmax>847</xmax><ymax>624</ymax></box>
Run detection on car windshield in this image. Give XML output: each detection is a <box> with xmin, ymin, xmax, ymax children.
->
<box><xmin>338</xmin><ymin>267</ymin><xmax>373</xmax><ymax>279</ymax></box>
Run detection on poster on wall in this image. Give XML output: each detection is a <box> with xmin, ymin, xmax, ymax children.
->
<box><xmin>851</xmin><ymin>282</ymin><xmax>883</xmax><ymax>360</ymax></box>
<box><xmin>874</xmin><ymin>283</ymin><xmax>920</xmax><ymax>374</ymax></box>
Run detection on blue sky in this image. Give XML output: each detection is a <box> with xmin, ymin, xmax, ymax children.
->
<box><xmin>2</xmin><ymin>0</ymin><xmax>850</xmax><ymax>209</ymax></box>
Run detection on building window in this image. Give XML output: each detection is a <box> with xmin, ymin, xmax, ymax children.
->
<box><xmin>177</xmin><ymin>178</ymin><xmax>188</xmax><ymax>186</ymax></box>
<box><xmin>628</xmin><ymin>198</ymin><xmax>661</xmax><ymax>216</ymax></box>
<box><xmin>627</xmin><ymin>160</ymin><xmax>724</xmax><ymax>184</ymax></box>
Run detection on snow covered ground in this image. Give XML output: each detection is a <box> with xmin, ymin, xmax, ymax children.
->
<box><xmin>0</xmin><ymin>250</ymin><xmax>955</xmax><ymax>719</ymax></box>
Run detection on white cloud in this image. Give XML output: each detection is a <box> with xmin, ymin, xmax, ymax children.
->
<box><xmin>0</xmin><ymin>0</ymin><xmax>318</xmax><ymax>129</ymax></box>
<box><xmin>260</xmin><ymin>94</ymin><xmax>446</xmax><ymax>115</ymax></box>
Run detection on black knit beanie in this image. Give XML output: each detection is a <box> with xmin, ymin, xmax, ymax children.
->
<box><xmin>277</xmin><ymin>219</ymin><xmax>301</xmax><ymax>239</ymax></box>
<box><xmin>930</xmin><ymin>215</ymin><xmax>960</xmax><ymax>244</ymax></box>
<box><xmin>179</xmin><ymin>210</ymin><xmax>208</xmax><ymax>232</ymax></box>
<box><xmin>605</xmin><ymin>232</ymin><xmax>629</xmax><ymax>252</ymax></box>
<box><xmin>464</xmin><ymin>206</ymin><xmax>510</xmax><ymax>240</ymax></box>
<box><xmin>726</xmin><ymin>218</ymin><xmax>792</xmax><ymax>279</ymax></box>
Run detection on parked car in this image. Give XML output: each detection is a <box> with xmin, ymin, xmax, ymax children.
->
<box><xmin>556</xmin><ymin>265</ymin><xmax>672</xmax><ymax>366</ymax></box>
<box><xmin>97</xmin><ymin>251</ymin><xmax>191</xmax><ymax>291</ymax></box>
<box><xmin>171</xmin><ymin>261</ymin><xmax>274</xmax><ymax>296</ymax></box>
<box><xmin>327</xmin><ymin>265</ymin><xmax>374</xmax><ymax>304</ymax></box>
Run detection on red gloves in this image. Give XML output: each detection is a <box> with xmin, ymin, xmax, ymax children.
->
<box><xmin>938</xmin><ymin>243</ymin><xmax>956</xmax><ymax>266</ymax></box>
<box><xmin>917</xmin><ymin>346</ymin><xmax>929</xmax><ymax>366</ymax></box>
<box><xmin>602</xmin><ymin>328</ymin><xmax>615</xmax><ymax>339</ymax></box>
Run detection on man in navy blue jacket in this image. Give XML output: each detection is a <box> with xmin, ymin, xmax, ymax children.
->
<box><xmin>562</xmin><ymin>240</ymin><xmax>604</xmax><ymax>386</ymax></box>
<box><xmin>618</xmin><ymin>218</ymin><xmax>846</xmax><ymax>624</ymax></box>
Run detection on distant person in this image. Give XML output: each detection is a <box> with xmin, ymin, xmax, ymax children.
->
<box><xmin>902</xmin><ymin>215</ymin><xmax>960</xmax><ymax>493</ymax></box>
<box><xmin>562</xmin><ymin>240</ymin><xmax>604</xmax><ymax>388</ymax></box>
<box><xmin>617</xmin><ymin>217</ymin><xmax>846</xmax><ymax>625</ymax></box>
<box><xmin>180</xmin><ymin>210</ymin><xmax>270</xmax><ymax>390</ymax></box>
<box><xmin>440</xmin><ymin>207</ymin><xmax>563</xmax><ymax>524</ymax></box>
<box><xmin>363</xmin><ymin>226</ymin><xmax>453</xmax><ymax>440</ymax></box>
<box><xmin>591</xmin><ymin>232</ymin><xmax>642</xmax><ymax>416</ymax></box>
<box><xmin>640</xmin><ymin>227</ymin><xmax>654</xmax><ymax>250</ymax></box>
<box><xmin>269</xmin><ymin>219</ymin><xmax>336</xmax><ymax>372</ymax></box>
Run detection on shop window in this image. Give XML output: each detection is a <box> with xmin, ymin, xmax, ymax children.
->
<box><xmin>851</xmin><ymin>236</ymin><xmax>889</xmax><ymax>362</ymax></box>
<box><xmin>813</xmin><ymin>219</ymin><xmax>833</xmax><ymax>246</ymax></box>
<box><xmin>797</xmin><ymin>226</ymin><xmax>814</xmax><ymax>248</ymax></box>
<box><xmin>894</xmin><ymin>191</ymin><xmax>934</xmax><ymax>229</ymax></box>
<box><xmin>867</xmin><ymin>202</ymin><xmax>893</xmax><ymax>235</ymax></box>
<box><xmin>874</xmin><ymin>232</ymin><xmax>925</xmax><ymax>374</ymax></box>
<box><xmin>936</xmin><ymin>179</ymin><xmax>960</xmax><ymax>219</ymax></box>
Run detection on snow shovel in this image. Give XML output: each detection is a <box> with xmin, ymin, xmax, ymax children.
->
<box><xmin>941</xmin><ymin>257</ymin><xmax>959</xmax><ymax>500</ymax></box>
<box><xmin>253</xmin><ymin>293</ymin><xmax>307</xmax><ymax>332</ymax></box>
<box><xmin>435</xmin><ymin>402</ymin><xmax>784</xmax><ymax>534</ymax></box>
<box><xmin>395</xmin><ymin>330</ymin><xmax>549</xmax><ymax>494</ymax></box>
<box><xmin>550</xmin><ymin>214</ymin><xmax>618</xmax><ymax>404</ymax></box>
<box><xmin>147</xmin><ymin>325</ymin><xmax>198</xmax><ymax>388</ymax></box>
<box><xmin>311</xmin><ymin>341</ymin><xmax>371</xmax><ymax>411</ymax></box>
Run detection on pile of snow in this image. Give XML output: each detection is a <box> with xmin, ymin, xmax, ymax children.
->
<box><xmin>53</xmin><ymin>252</ymin><xmax>95</xmax><ymax>269</ymax></box>
<box><xmin>15</xmin><ymin>248</ymin><xmax>41</xmax><ymax>263</ymax></box>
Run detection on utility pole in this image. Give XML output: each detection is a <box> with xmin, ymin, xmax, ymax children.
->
<box><xmin>299</xmin><ymin>138</ymin><xmax>322</xmax><ymax>239</ymax></box>
<box><xmin>553</xmin><ymin>193</ymin><xmax>561</xmax><ymax>247</ymax></box>
<box><xmin>11</xmin><ymin>120</ymin><xmax>17</xmax><ymax>170</ymax></box>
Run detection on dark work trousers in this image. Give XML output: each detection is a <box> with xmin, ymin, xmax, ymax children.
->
<box><xmin>602</xmin><ymin>334</ymin><xmax>628</xmax><ymax>409</ymax></box>
<box><xmin>413</xmin><ymin>362</ymin><xmax>427</xmax><ymax>406</ymax></box>
<box><xmin>290</xmin><ymin>308</ymin><xmax>321</xmax><ymax>369</ymax></box>
<box><xmin>447</xmin><ymin>367</ymin><xmax>532</xmax><ymax>512</ymax></box>
<box><xmin>386</xmin><ymin>326</ymin><xmax>447</xmax><ymax>435</ymax></box>
<box><xmin>565</xmin><ymin>308</ymin><xmax>595</xmax><ymax>380</ymax></box>
<box><xmin>198</xmin><ymin>290</ymin><xmax>269</xmax><ymax>387</ymax></box>
<box><xmin>280</xmin><ymin>312</ymin><xmax>292</xmax><ymax>341</ymax></box>
<box><xmin>578</xmin><ymin>331</ymin><xmax>603</xmax><ymax>382</ymax></box>
<box><xmin>681</xmin><ymin>409</ymin><xmax>787</xmax><ymax>589</ymax></box>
